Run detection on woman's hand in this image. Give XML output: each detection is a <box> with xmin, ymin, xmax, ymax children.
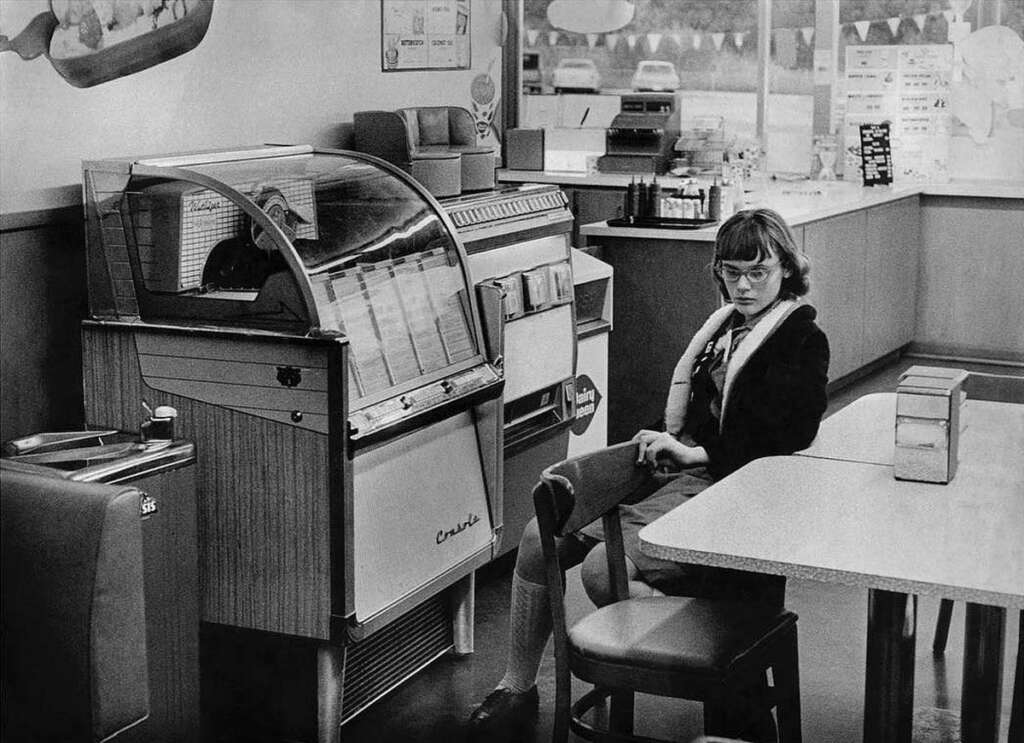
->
<box><xmin>631</xmin><ymin>430</ymin><xmax>709</xmax><ymax>470</ymax></box>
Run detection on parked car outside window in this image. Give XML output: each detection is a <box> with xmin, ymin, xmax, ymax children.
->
<box><xmin>631</xmin><ymin>60</ymin><xmax>681</xmax><ymax>92</ymax></box>
<box><xmin>552</xmin><ymin>58</ymin><xmax>601</xmax><ymax>93</ymax></box>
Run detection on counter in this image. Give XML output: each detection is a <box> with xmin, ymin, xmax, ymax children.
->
<box><xmin>533</xmin><ymin>173</ymin><xmax>1024</xmax><ymax>443</ymax></box>
<box><xmin>499</xmin><ymin>169</ymin><xmax>1024</xmax><ymax>200</ymax></box>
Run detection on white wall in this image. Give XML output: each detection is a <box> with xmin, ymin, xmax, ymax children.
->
<box><xmin>0</xmin><ymin>0</ymin><xmax>505</xmax><ymax>213</ymax></box>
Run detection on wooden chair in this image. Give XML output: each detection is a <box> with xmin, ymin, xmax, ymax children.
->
<box><xmin>933</xmin><ymin>370</ymin><xmax>1024</xmax><ymax>655</ymax></box>
<box><xmin>534</xmin><ymin>442</ymin><xmax>802</xmax><ymax>743</ymax></box>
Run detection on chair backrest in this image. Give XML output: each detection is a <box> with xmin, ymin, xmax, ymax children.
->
<box><xmin>352</xmin><ymin>110</ymin><xmax>414</xmax><ymax>167</ymax></box>
<box><xmin>967</xmin><ymin>371</ymin><xmax>1024</xmax><ymax>403</ymax></box>
<box><xmin>534</xmin><ymin>442</ymin><xmax>656</xmax><ymax>607</ymax></box>
<box><xmin>399</xmin><ymin>106</ymin><xmax>478</xmax><ymax>149</ymax></box>
<box><xmin>1</xmin><ymin>462</ymin><xmax>150</xmax><ymax>742</ymax></box>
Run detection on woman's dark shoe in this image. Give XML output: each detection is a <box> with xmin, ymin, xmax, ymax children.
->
<box><xmin>467</xmin><ymin>686</ymin><xmax>539</xmax><ymax>730</ymax></box>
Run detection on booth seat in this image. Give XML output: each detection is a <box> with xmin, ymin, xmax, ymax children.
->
<box><xmin>1</xmin><ymin>461</ymin><xmax>150</xmax><ymax>742</ymax></box>
<box><xmin>353</xmin><ymin>106</ymin><xmax>495</xmax><ymax>197</ymax></box>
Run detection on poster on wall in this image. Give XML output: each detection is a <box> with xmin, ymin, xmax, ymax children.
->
<box><xmin>381</xmin><ymin>0</ymin><xmax>470</xmax><ymax>71</ymax></box>
<box><xmin>843</xmin><ymin>44</ymin><xmax>952</xmax><ymax>184</ymax></box>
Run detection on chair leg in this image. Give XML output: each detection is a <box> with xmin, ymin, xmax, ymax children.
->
<box><xmin>773</xmin><ymin>627</ymin><xmax>803</xmax><ymax>743</ymax></box>
<box><xmin>1008</xmin><ymin>611</ymin><xmax>1022</xmax><ymax>743</ymax></box>
<box><xmin>553</xmin><ymin>665</ymin><xmax>572</xmax><ymax>743</ymax></box>
<box><xmin>609</xmin><ymin>690</ymin><xmax>634</xmax><ymax>736</ymax></box>
<box><xmin>704</xmin><ymin>685</ymin><xmax>739</xmax><ymax>738</ymax></box>
<box><xmin>933</xmin><ymin>599</ymin><xmax>955</xmax><ymax>655</ymax></box>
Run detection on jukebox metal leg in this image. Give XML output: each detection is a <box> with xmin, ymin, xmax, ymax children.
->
<box><xmin>960</xmin><ymin>603</ymin><xmax>1005</xmax><ymax>743</ymax></box>
<box><xmin>451</xmin><ymin>572</ymin><xmax>475</xmax><ymax>655</ymax></box>
<box><xmin>864</xmin><ymin>589</ymin><xmax>917</xmax><ymax>743</ymax></box>
<box><xmin>317</xmin><ymin>644</ymin><xmax>345</xmax><ymax>743</ymax></box>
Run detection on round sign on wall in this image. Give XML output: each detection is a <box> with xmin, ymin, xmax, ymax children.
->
<box><xmin>571</xmin><ymin>374</ymin><xmax>602</xmax><ymax>436</ymax></box>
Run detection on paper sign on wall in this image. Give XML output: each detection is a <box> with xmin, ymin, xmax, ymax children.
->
<box><xmin>382</xmin><ymin>0</ymin><xmax>471</xmax><ymax>70</ymax></box>
<box><xmin>843</xmin><ymin>45</ymin><xmax>952</xmax><ymax>184</ymax></box>
<box><xmin>858</xmin><ymin>123</ymin><xmax>893</xmax><ymax>186</ymax></box>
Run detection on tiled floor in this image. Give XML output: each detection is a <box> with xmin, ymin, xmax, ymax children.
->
<box><xmin>208</xmin><ymin>354</ymin><xmax>1023</xmax><ymax>743</ymax></box>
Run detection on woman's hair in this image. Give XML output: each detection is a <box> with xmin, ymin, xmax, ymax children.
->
<box><xmin>712</xmin><ymin>207</ymin><xmax>811</xmax><ymax>300</ymax></box>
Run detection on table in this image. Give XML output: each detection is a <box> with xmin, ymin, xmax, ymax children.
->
<box><xmin>639</xmin><ymin>393</ymin><xmax>1024</xmax><ymax>743</ymax></box>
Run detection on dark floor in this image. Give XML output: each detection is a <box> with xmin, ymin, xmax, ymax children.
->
<box><xmin>209</xmin><ymin>354</ymin><xmax>1023</xmax><ymax>743</ymax></box>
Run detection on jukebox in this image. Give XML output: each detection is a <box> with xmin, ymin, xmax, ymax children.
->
<box><xmin>442</xmin><ymin>184</ymin><xmax>576</xmax><ymax>556</ymax></box>
<box><xmin>79</xmin><ymin>146</ymin><xmax>504</xmax><ymax>742</ymax></box>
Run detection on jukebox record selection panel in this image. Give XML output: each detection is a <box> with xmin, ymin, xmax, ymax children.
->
<box><xmin>310</xmin><ymin>248</ymin><xmax>476</xmax><ymax>399</ymax></box>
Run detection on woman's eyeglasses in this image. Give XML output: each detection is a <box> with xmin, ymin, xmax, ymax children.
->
<box><xmin>714</xmin><ymin>262</ymin><xmax>780</xmax><ymax>284</ymax></box>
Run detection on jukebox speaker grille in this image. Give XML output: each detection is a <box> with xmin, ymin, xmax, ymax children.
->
<box><xmin>340</xmin><ymin>593</ymin><xmax>452</xmax><ymax>723</ymax></box>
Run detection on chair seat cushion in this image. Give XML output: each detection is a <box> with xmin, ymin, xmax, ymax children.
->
<box><xmin>569</xmin><ymin>597</ymin><xmax>796</xmax><ymax>676</ymax></box>
<box><xmin>411</xmin><ymin>149</ymin><xmax>461</xmax><ymax>161</ymax></box>
<box><xmin>446</xmin><ymin>144</ymin><xmax>496</xmax><ymax>155</ymax></box>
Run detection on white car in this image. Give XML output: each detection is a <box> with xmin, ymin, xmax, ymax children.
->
<box><xmin>552</xmin><ymin>58</ymin><xmax>601</xmax><ymax>93</ymax></box>
<box><xmin>631</xmin><ymin>60</ymin><xmax>681</xmax><ymax>92</ymax></box>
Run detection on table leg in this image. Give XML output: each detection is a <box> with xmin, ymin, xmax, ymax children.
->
<box><xmin>961</xmin><ymin>603</ymin><xmax>1005</xmax><ymax>743</ymax></box>
<box><xmin>864</xmin><ymin>590</ymin><xmax>917</xmax><ymax>743</ymax></box>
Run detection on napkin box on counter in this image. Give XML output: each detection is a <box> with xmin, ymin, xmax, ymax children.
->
<box><xmin>894</xmin><ymin>366</ymin><xmax>968</xmax><ymax>484</ymax></box>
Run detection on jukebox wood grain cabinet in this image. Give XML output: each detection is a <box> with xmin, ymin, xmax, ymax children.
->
<box><xmin>80</xmin><ymin>146</ymin><xmax>505</xmax><ymax>742</ymax></box>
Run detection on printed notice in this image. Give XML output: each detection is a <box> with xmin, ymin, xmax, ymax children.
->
<box><xmin>361</xmin><ymin>261</ymin><xmax>420</xmax><ymax>387</ymax></box>
<box><xmin>420</xmin><ymin>249</ymin><xmax>475</xmax><ymax>364</ymax></box>
<box><xmin>393</xmin><ymin>258</ymin><xmax>448</xmax><ymax>374</ymax></box>
<box><xmin>859</xmin><ymin>123</ymin><xmax>893</xmax><ymax>186</ymax></box>
<box><xmin>843</xmin><ymin>45</ymin><xmax>952</xmax><ymax>184</ymax></box>
<box><xmin>382</xmin><ymin>0</ymin><xmax>470</xmax><ymax>71</ymax></box>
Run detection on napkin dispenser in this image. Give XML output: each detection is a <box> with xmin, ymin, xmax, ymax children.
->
<box><xmin>894</xmin><ymin>366</ymin><xmax>967</xmax><ymax>483</ymax></box>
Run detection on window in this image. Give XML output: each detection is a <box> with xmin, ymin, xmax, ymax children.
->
<box><xmin>513</xmin><ymin>0</ymin><xmax>1024</xmax><ymax>178</ymax></box>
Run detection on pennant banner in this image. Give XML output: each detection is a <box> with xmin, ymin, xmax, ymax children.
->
<box><xmin>586</xmin><ymin>33</ymin><xmax>598</xmax><ymax>48</ymax></box>
<box><xmin>800</xmin><ymin>26</ymin><xmax>814</xmax><ymax>45</ymax></box>
<box><xmin>733</xmin><ymin>31</ymin><xmax>745</xmax><ymax>49</ymax></box>
<box><xmin>548</xmin><ymin>30</ymin><xmax>560</xmax><ymax>46</ymax></box>
<box><xmin>853</xmin><ymin>20</ymin><xmax>871</xmax><ymax>42</ymax></box>
<box><xmin>693</xmin><ymin>32</ymin><xmax>702</xmax><ymax>50</ymax></box>
<box><xmin>711</xmin><ymin>32</ymin><xmax>725</xmax><ymax>51</ymax></box>
<box><xmin>670</xmin><ymin>32</ymin><xmax>682</xmax><ymax>49</ymax></box>
<box><xmin>526</xmin><ymin>29</ymin><xmax>539</xmax><ymax>46</ymax></box>
<box><xmin>605</xmin><ymin>32</ymin><xmax>619</xmax><ymax>50</ymax></box>
<box><xmin>913</xmin><ymin>13</ymin><xmax>926</xmax><ymax>31</ymax></box>
<box><xmin>887</xmin><ymin>17</ymin><xmax>901</xmax><ymax>36</ymax></box>
<box><xmin>626</xmin><ymin>33</ymin><xmax>637</xmax><ymax>50</ymax></box>
<box><xmin>942</xmin><ymin>9</ymin><xmax>955</xmax><ymax>23</ymax></box>
<box><xmin>647</xmin><ymin>32</ymin><xmax>662</xmax><ymax>52</ymax></box>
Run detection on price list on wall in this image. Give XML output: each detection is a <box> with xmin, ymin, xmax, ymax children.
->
<box><xmin>843</xmin><ymin>45</ymin><xmax>953</xmax><ymax>184</ymax></box>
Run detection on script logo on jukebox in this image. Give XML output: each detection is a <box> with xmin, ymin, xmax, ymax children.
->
<box><xmin>437</xmin><ymin>512</ymin><xmax>481</xmax><ymax>544</ymax></box>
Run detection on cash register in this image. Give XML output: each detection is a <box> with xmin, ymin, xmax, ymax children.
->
<box><xmin>597</xmin><ymin>93</ymin><xmax>681</xmax><ymax>175</ymax></box>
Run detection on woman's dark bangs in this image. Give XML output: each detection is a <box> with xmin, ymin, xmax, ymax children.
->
<box><xmin>716</xmin><ymin>221</ymin><xmax>773</xmax><ymax>263</ymax></box>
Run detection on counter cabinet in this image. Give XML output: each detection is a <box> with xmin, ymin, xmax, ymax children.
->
<box><xmin>582</xmin><ymin>196</ymin><xmax>921</xmax><ymax>444</ymax></box>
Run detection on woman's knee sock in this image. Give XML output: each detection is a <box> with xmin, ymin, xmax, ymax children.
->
<box><xmin>498</xmin><ymin>572</ymin><xmax>552</xmax><ymax>693</ymax></box>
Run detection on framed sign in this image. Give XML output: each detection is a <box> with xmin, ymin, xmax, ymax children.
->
<box><xmin>382</xmin><ymin>0</ymin><xmax>471</xmax><ymax>71</ymax></box>
<box><xmin>858</xmin><ymin>123</ymin><xmax>893</xmax><ymax>187</ymax></box>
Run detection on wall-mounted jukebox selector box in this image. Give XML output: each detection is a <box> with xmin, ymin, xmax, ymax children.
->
<box><xmin>494</xmin><ymin>274</ymin><xmax>524</xmax><ymax>320</ymax></box>
<box><xmin>490</xmin><ymin>259</ymin><xmax>574</xmax><ymax>321</ymax></box>
<box><xmin>522</xmin><ymin>267</ymin><xmax>551</xmax><ymax>312</ymax></box>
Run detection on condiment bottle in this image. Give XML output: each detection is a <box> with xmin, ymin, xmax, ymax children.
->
<box><xmin>624</xmin><ymin>177</ymin><xmax>638</xmax><ymax>221</ymax></box>
<box><xmin>708</xmin><ymin>178</ymin><xmax>722</xmax><ymax>221</ymax></box>
<box><xmin>649</xmin><ymin>177</ymin><xmax>662</xmax><ymax>218</ymax></box>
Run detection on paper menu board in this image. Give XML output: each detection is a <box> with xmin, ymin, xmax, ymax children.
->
<box><xmin>382</xmin><ymin>0</ymin><xmax>470</xmax><ymax>70</ymax></box>
<box><xmin>312</xmin><ymin>248</ymin><xmax>476</xmax><ymax>399</ymax></box>
<box><xmin>843</xmin><ymin>45</ymin><xmax>953</xmax><ymax>184</ymax></box>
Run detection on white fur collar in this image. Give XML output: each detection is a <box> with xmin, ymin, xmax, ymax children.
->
<box><xmin>664</xmin><ymin>299</ymin><xmax>802</xmax><ymax>436</ymax></box>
